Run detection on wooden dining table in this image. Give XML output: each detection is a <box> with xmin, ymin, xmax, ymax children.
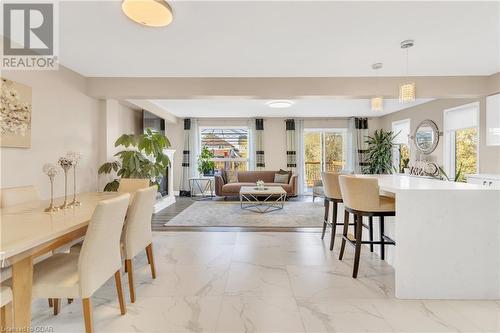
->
<box><xmin>0</xmin><ymin>192</ymin><xmax>121</xmax><ymax>330</ymax></box>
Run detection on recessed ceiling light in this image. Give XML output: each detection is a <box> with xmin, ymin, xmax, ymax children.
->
<box><xmin>122</xmin><ymin>0</ymin><xmax>173</xmax><ymax>27</ymax></box>
<box><xmin>266</xmin><ymin>100</ymin><xmax>294</xmax><ymax>108</ymax></box>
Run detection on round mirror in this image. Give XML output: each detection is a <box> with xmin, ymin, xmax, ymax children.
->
<box><xmin>414</xmin><ymin>120</ymin><xmax>439</xmax><ymax>154</ymax></box>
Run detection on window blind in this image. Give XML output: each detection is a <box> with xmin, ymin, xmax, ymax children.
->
<box><xmin>444</xmin><ymin>103</ymin><xmax>479</xmax><ymax>131</ymax></box>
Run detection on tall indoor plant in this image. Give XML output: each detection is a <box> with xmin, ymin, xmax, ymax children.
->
<box><xmin>98</xmin><ymin>129</ymin><xmax>171</xmax><ymax>191</ymax></box>
<box><xmin>197</xmin><ymin>146</ymin><xmax>216</xmax><ymax>176</ymax></box>
<box><xmin>364</xmin><ymin>129</ymin><xmax>398</xmax><ymax>174</ymax></box>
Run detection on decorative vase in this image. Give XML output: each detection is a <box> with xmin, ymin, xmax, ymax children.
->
<box><xmin>58</xmin><ymin>156</ymin><xmax>74</xmax><ymax>209</ymax></box>
<box><xmin>43</xmin><ymin>163</ymin><xmax>60</xmax><ymax>213</ymax></box>
<box><xmin>67</xmin><ymin>151</ymin><xmax>82</xmax><ymax>207</ymax></box>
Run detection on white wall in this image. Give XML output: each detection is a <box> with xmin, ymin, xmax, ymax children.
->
<box><xmin>1</xmin><ymin>67</ymin><xmax>101</xmax><ymax>199</ymax></box>
<box><xmin>379</xmin><ymin>98</ymin><xmax>500</xmax><ymax>174</ymax></box>
<box><xmin>0</xmin><ymin>70</ymin><xmax>143</xmax><ymax>199</ymax></box>
<box><xmin>166</xmin><ymin>117</ymin><xmax>380</xmax><ymax>191</ymax></box>
<box><xmin>97</xmin><ymin>99</ymin><xmax>142</xmax><ymax>190</ymax></box>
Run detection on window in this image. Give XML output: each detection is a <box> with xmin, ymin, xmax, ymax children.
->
<box><xmin>200</xmin><ymin>127</ymin><xmax>248</xmax><ymax>171</ymax></box>
<box><xmin>304</xmin><ymin>129</ymin><xmax>346</xmax><ymax>190</ymax></box>
<box><xmin>444</xmin><ymin>103</ymin><xmax>479</xmax><ymax>182</ymax></box>
<box><xmin>392</xmin><ymin>119</ymin><xmax>411</xmax><ymax>173</ymax></box>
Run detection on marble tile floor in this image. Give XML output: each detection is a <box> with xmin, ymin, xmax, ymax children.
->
<box><xmin>31</xmin><ymin>231</ymin><xmax>500</xmax><ymax>332</ymax></box>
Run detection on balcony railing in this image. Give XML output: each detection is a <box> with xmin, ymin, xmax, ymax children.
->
<box><xmin>305</xmin><ymin>161</ymin><xmax>344</xmax><ymax>187</ymax></box>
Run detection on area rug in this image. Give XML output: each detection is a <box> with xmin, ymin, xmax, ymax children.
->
<box><xmin>164</xmin><ymin>200</ymin><xmax>324</xmax><ymax>228</ymax></box>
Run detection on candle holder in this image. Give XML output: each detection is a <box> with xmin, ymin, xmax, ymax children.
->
<box><xmin>43</xmin><ymin>163</ymin><xmax>60</xmax><ymax>213</ymax></box>
<box><xmin>66</xmin><ymin>151</ymin><xmax>82</xmax><ymax>207</ymax></box>
<box><xmin>58</xmin><ymin>156</ymin><xmax>74</xmax><ymax>209</ymax></box>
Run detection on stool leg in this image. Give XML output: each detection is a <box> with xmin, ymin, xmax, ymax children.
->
<box><xmin>329</xmin><ymin>201</ymin><xmax>338</xmax><ymax>251</ymax></box>
<box><xmin>353</xmin><ymin>214</ymin><xmax>363</xmax><ymax>278</ymax></box>
<box><xmin>368</xmin><ymin>216</ymin><xmax>374</xmax><ymax>252</ymax></box>
<box><xmin>321</xmin><ymin>199</ymin><xmax>329</xmax><ymax>240</ymax></box>
<box><xmin>338</xmin><ymin>210</ymin><xmax>349</xmax><ymax>260</ymax></box>
<box><xmin>380</xmin><ymin>216</ymin><xmax>385</xmax><ymax>260</ymax></box>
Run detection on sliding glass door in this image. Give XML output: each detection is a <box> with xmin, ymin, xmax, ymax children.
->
<box><xmin>304</xmin><ymin>129</ymin><xmax>346</xmax><ymax>191</ymax></box>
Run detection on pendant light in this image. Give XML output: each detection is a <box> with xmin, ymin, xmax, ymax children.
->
<box><xmin>371</xmin><ymin>62</ymin><xmax>384</xmax><ymax>111</ymax></box>
<box><xmin>122</xmin><ymin>0</ymin><xmax>173</xmax><ymax>27</ymax></box>
<box><xmin>399</xmin><ymin>39</ymin><xmax>416</xmax><ymax>103</ymax></box>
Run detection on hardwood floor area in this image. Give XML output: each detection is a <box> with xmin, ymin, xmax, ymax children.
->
<box><xmin>152</xmin><ymin>197</ymin><xmax>194</xmax><ymax>231</ymax></box>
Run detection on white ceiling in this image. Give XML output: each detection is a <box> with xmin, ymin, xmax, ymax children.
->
<box><xmin>148</xmin><ymin>98</ymin><xmax>434</xmax><ymax>118</ymax></box>
<box><xmin>56</xmin><ymin>1</ymin><xmax>499</xmax><ymax>77</ymax></box>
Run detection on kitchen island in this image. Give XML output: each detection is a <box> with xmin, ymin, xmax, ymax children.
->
<box><xmin>359</xmin><ymin>174</ymin><xmax>500</xmax><ymax>299</ymax></box>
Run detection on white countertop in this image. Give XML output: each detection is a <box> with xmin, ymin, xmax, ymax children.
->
<box><xmin>356</xmin><ymin>174</ymin><xmax>494</xmax><ymax>192</ymax></box>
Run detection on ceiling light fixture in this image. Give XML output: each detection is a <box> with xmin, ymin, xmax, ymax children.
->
<box><xmin>399</xmin><ymin>39</ymin><xmax>416</xmax><ymax>103</ymax></box>
<box><xmin>371</xmin><ymin>62</ymin><xmax>384</xmax><ymax>111</ymax></box>
<box><xmin>266</xmin><ymin>100</ymin><xmax>294</xmax><ymax>108</ymax></box>
<box><xmin>122</xmin><ymin>0</ymin><xmax>173</xmax><ymax>27</ymax></box>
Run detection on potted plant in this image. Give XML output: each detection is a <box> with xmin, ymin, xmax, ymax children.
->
<box><xmin>364</xmin><ymin>129</ymin><xmax>398</xmax><ymax>174</ymax></box>
<box><xmin>402</xmin><ymin>158</ymin><xmax>410</xmax><ymax>174</ymax></box>
<box><xmin>197</xmin><ymin>146</ymin><xmax>216</xmax><ymax>176</ymax></box>
<box><xmin>98</xmin><ymin>129</ymin><xmax>171</xmax><ymax>191</ymax></box>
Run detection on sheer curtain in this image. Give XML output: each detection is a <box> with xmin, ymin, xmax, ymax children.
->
<box><xmin>345</xmin><ymin>118</ymin><xmax>359</xmax><ymax>173</ymax></box>
<box><xmin>345</xmin><ymin>117</ymin><xmax>368</xmax><ymax>174</ymax></box>
<box><xmin>247</xmin><ymin>118</ymin><xmax>256</xmax><ymax>171</ymax></box>
<box><xmin>189</xmin><ymin>118</ymin><xmax>200</xmax><ymax>178</ymax></box>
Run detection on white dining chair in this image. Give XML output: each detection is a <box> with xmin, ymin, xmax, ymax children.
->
<box><xmin>0</xmin><ymin>185</ymin><xmax>40</xmax><ymax>208</ymax></box>
<box><xmin>0</xmin><ymin>285</ymin><xmax>13</xmax><ymax>330</ymax></box>
<box><xmin>32</xmin><ymin>193</ymin><xmax>130</xmax><ymax>333</ymax></box>
<box><xmin>118</xmin><ymin>178</ymin><xmax>150</xmax><ymax>193</ymax></box>
<box><xmin>122</xmin><ymin>186</ymin><xmax>157</xmax><ymax>303</ymax></box>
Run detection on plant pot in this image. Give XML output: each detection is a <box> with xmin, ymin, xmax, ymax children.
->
<box><xmin>404</xmin><ymin>168</ymin><xmax>410</xmax><ymax>174</ymax></box>
<box><xmin>203</xmin><ymin>169</ymin><xmax>214</xmax><ymax>177</ymax></box>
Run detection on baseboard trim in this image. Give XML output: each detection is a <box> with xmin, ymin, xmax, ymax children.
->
<box><xmin>155</xmin><ymin>226</ymin><xmax>322</xmax><ymax>232</ymax></box>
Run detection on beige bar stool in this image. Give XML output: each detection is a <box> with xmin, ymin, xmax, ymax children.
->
<box><xmin>338</xmin><ymin>175</ymin><xmax>396</xmax><ymax>278</ymax></box>
<box><xmin>320</xmin><ymin>172</ymin><xmax>351</xmax><ymax>251</ymax></box>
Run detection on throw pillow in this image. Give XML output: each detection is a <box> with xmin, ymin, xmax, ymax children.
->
<box><xmin>274</xmin><ymin>173</ymin><xmax>289</xmax><ymax>184</ymax></box>
<box><xmin>226</xmin><ymin>170</ymin><xmax>238</xmax><ymax>183</ymax></box>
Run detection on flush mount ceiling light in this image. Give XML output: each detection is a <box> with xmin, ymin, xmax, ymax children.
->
<box><xmin>371</xmin><ymin>62</ymin><xmax>384</xmax><ymax>111</ymax></box>
<box><xmin>122</xmin><ymin>0</ymin><xmax>173</xmax><ymax>27</ymax></box>
<box><xmin>266</xmin><ymin>100</ymin><xmax>294</xmax><ymax>108</ymax></box>
<box><xmin>399</xmin><ymin>39</ymin><xmax>416</xmax><ymax>103</ymax></box>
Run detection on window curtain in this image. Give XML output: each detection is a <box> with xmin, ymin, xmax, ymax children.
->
<box><xmin>345</xmin><ymin>117</ymin><xmax>368</xmax><ymax>174</ymax></box>
<box><xmin>294</xmin><ymin>119</ymin><xmax>305</xmax><ymax>195</ymax></box>
<box><xmin>286</xmin><ymin>119</ymin><xmax>297</xmax><ymax>169</ymax></box>
<box><xmin>179</xmin><ymin>118</ymin><xmax>192</xmax><ymax>196</ymax></box>
<box><xmin>189</xmin><ymin>118</ymin><xmax>200</xmax><ymax>178</ymax></box>
<box><xmin>247</xmin><ymin>118</ymin><xmax>256</xmax><ymax>171</ymax></box>
<box><xmin>255</xmin><ymin>118</ymin><xmax>265</xmax><ymax>169</ymax></box>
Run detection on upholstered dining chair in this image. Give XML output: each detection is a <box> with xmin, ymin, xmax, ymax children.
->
<box><xmin>122</xmin><ymin>186</ymin><xmax>157</xmax><ymax>303</ymax></box>
<box><xmin>32</xmin><ymin>194</ymin><xmax>130</xmax><ymax>333</ymax></box>
<box><xmin>0</xmin><ymin>285</ymin><xmax>13</xmax><ymax>330</ymax></box>
<box><xmin>118</xmin><ymin>178</ymin><xmax>150</xmax><ymax>193</ymax></box>
<box><xmin>0</xmin><ymin>185</ymin><xmax>40</xmax><ymax>208</ymax></box>
<box><xmin>338</xmin><ymin>176</ymin><xmax>396</xmax><ymax>278</ymax></box>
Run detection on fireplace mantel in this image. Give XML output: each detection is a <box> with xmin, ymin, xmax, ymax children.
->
<box><xmin>154</xmin><ymin>149</ymin><xmax>176</xmax><ymax>213</ymax></box>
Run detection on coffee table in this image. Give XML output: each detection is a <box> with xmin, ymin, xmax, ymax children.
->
<box><xmin>239</xmin><ymin>186</ymin><xmax>287</xmax><ymax>213</ymax></box>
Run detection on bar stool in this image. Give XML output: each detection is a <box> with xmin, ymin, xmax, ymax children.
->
<box><xmin>321</xmin><ymin>172</ymin><xmax>348</xmax><ymax>251</ymax></box>
<box><xmin>338</xmin><ymin>175</ymin><xmax>396</xmax><ymax>278</ymax></box>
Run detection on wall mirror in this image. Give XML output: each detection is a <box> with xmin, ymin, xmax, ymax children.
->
<box><xmin>413</xmin><ymin>120</ymin><xmax>440</xmax><ymax>154</ymax></box>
